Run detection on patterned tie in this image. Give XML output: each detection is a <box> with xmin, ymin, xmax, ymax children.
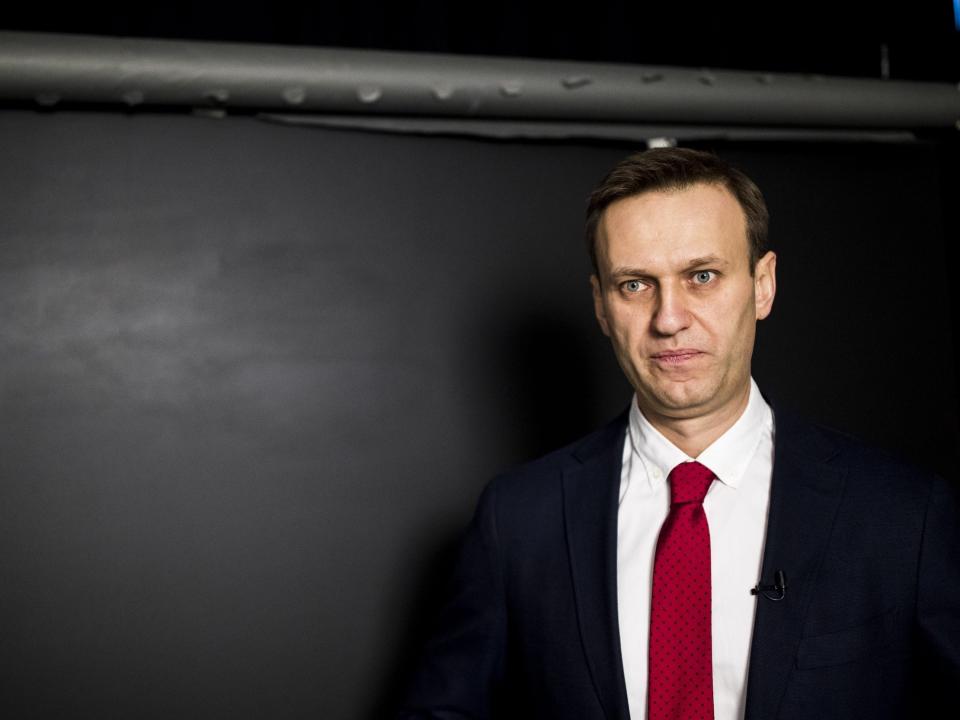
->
<box><xmin>648</xmin><ymin>461</ymin><xmax>716</xmax><ymax>720</ymax></box>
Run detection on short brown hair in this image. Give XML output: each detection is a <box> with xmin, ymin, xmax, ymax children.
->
<box><xmin>585</xmin><ymin>147</ymin><xmax>769</xmax><ymax>275</ymax></box>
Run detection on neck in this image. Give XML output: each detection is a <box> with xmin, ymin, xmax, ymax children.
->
<box><xmin>640</xmin><ymin>383</ymin><xmax>752</xmax><ymax>458</ymax></box>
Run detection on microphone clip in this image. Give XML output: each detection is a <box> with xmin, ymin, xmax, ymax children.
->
<box><xmin>751</xmin><ymin>570</ymin><xmax>787</xmax><ymax>601</ymax></box>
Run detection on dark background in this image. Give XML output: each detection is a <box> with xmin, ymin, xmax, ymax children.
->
<box><xmin>1</xmin><ymin>5</ymin><xmax>959</xmax><ymax>719</ymax></box>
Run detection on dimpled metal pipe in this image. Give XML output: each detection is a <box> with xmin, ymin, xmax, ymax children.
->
<box><xmin>0</xmin><ymin>31</ymin><xmax>957</xmax><ymax>130</ymax></box>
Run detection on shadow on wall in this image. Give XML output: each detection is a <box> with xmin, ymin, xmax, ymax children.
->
<box><xmin>369</xmin><ymin>528</ymin><xmax>463</xmax><ymax>719</ymax></box>
<box><xmin>369</xmin><ymin>302</ymin><xmax>627</xmax><ymax>717</ymax></box>
<box><xmin>463</xmin><ymin>294</ymin><xmax>627</xmax><ymax>465</ymax></box>
<box><xmin>486</xmin><ymin>306</ymin><xmax>613</xmax><ymax>462</ymax></box>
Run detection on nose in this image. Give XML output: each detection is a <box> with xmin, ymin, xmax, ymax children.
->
<box><xmin>651</xmin><ymin>282</ymin><xmax>692</xmax><ymax>337</ymax></box>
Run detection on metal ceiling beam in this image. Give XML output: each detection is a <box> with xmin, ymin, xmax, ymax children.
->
<box><xmin>1</xmin><ymin>31</ymin><xmax>958</xmax><ymax>131</ymax></box>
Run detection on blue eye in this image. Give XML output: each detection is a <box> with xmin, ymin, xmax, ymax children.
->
<box><xmin>693</xmin><ymin>271</ymin><xmax>715</xmax><ymax>284</ymax></box>
<box><xmin>624</xmin><ymin>280</ymin><xmax>644</xmax><ymax>292</ymax></box>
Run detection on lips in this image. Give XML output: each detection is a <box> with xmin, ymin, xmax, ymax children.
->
<box><xmin>650</xmin><ymin>349</ymin><xmax>704</xmax><ymax>365</ymax></box>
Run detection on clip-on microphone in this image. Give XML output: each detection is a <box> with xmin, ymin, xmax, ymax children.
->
<box><xmin>751</xmin><ymin>570</ymin><xmax>787</xmax><ymax>601</ymax></box>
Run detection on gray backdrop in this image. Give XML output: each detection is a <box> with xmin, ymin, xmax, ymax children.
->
<box><xmin>0</xmin><ymin>110</ymin><xmax>956</xmax><ymax>718</ymax></box>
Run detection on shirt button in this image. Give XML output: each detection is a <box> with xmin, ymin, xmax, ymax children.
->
<box><xmin>650</xmin><ymin>467</ymin><xmax>663</xmax><ymax>479</ymax></box>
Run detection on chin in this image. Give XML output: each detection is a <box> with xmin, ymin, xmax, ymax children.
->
<box><xmin>644</xmin><ymin>381</ymin><xmax>715</xmax><ymax>415</ymax></box>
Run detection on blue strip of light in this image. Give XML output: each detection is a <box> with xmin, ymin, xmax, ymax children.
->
<box><xmin>955</xmin><ymin>0</ymin><xmax>960</xmax><ymax>30</ymax></box>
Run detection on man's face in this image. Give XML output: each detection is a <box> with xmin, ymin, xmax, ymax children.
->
<box><xmin>591</xmin><ymin>183</ymin><xmax>776</xmax><ymax>423</ymax></box>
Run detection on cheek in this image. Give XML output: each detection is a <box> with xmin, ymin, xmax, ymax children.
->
<box><xmin>711</xmin><ymin>293</ymin><xmax>757</xmax><ymax>353</ymax></box>
<box><xmin>606</xmin><ymin>305</ymin><xmax>644</xmax><ymax>344</ymax></box>
<box><xmin>608</xmin><ymin>312</ymin><xmax>652</xmax><ymax>372</ymax></box>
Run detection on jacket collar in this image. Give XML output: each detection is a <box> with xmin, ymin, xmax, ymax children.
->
<box><xmin>744</xmin><ymin>404</ymin><xmax>846</xmax><ymax>719</ymax></box>
<box><xmin>564</xmin><ymin>410</ymin><xmax>631</xmax><ymax>720</ymax></box>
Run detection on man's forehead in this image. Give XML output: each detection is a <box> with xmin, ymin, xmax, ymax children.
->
<box><xmin>607</xmin><ymin>254</ymin><xmax>731</xmax><ymax>279</ymax></box>
<box><xmin>602</xmin><ymin>182</ymin><xmax>745</xmax><ymax>231</ymax></box>
<box><xmin>596</xmin><ymin>183</ymin><xmax>749</xmax><ymax>271</ymax></box>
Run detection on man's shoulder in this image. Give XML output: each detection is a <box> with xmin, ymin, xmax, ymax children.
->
<box><xmin>485</xmin><ymin>409</ymin><xmax>629</xmax><ymax>501</ymax></box>
<box><xmin>771</xmin><ymin>403</ymin><xmax>944</xmax><ymax>499</ymax></box>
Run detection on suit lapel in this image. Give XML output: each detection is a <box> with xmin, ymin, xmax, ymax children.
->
<box><xmin>562</xmin><ymin>414</ymin><xmax>631</xmax><ymax>720</ymax></box>
<box><xmin>744</xmin><ymin>407</ymin><xmax>846</xmax><ymax>720</ymax></box>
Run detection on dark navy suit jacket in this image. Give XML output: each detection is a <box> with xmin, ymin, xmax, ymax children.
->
<box><xmin>399</xmin><ymin>407</ymin><xmax>960</xmax><ymax>719</ymax></box>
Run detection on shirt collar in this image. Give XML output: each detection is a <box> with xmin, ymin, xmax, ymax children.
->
<box><xmin>627</xmin><ymin>378</ymin><xmax>772</xmax><ymax>492</ymax></box>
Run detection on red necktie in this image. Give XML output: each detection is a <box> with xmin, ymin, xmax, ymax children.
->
<box><xmin>648</xmin><ymin>461</ymin><xmax>716</xmax><ymax>720</ymax></box>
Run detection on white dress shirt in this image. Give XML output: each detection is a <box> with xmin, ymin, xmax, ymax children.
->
<box><xmin>617</xmin><ymin>378</ymin><xmax>774</xmax><ymax>720</ymax></box>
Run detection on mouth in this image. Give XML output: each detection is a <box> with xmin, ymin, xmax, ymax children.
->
<box><xmin>649</xmin><ymin>349</ymin><xmax>704</xmax><ymax>366</ymax></box>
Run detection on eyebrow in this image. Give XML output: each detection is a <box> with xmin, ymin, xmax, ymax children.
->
<box><xmin>609</xmin><ymin>255</ymin><xmax>729</xmax><ymax>278</ymax></box>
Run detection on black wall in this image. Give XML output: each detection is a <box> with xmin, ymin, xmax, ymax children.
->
<box><xmin>0</xmin><ymin>110</ymin><xmax>956</xmax><ymax>718</ymax></box>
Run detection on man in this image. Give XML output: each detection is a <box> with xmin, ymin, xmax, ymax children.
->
<box><xmin>398</xmin><ymin>148</ymin><xmax>959</xmax><ymax>719</ymax></box>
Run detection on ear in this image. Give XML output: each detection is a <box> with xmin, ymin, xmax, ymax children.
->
<box><xmin>590</xmin><ymin>274</ymin><xmax>611</xmax><ymax>336</ymax></box>
<box><xmin>754</xmin><ymin>251</ymin><xmax>777</xmax><ymax>320</ymax></box>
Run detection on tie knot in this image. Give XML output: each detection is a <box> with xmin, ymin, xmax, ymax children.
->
<box><xmin>667</xmin><ymin>461</ymin><xmax>715</xmax><ymax>505</ymax></box>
